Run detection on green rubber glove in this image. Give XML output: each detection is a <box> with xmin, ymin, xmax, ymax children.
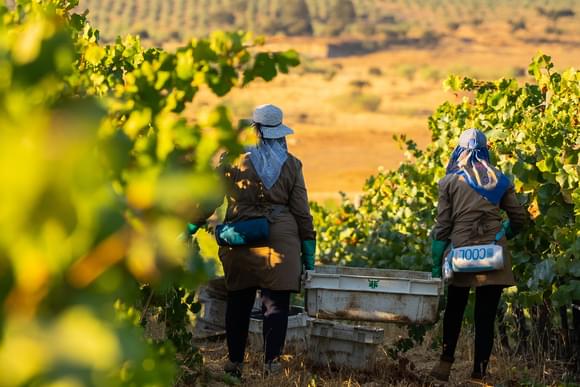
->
<box><xmin>187</xmin><ymin>223</ymin><xmax>200</xmax><ymax>235</ymax></box>
<box><xmin>431</xmin><ymin>239</ymin><xmax>448</xmax><ymax>278</ymax></box>
<box><xmin>502</xmin><ymin>220</ymin><xmax>516</xmax><ymax>240</ymax></box>
<box><xmin>179</xmin><ymin>223</ymin><xmax>200</xmax><ymax>241</ymax></box>
<box><xmin>301</xmin><ymin>240</ymin><xmax>316</xmax><ymax>271</ymax></box>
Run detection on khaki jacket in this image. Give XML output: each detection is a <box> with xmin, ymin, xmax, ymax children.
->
<box><xmin>432</xmin><ymin>174</ymin><xmax>528</xmax><ymax>287</ymax></box>
<box><xmin>214</xmin><ymin>152</ymin><xmax>315</xmax><ymax>292</ymax></box>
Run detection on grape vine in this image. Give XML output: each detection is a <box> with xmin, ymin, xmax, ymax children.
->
<box><xmin>0</xmin><ymin>0</ymin><xmax>299</xmax><ymax>385</ymax></box>
<box><xmin>313</xmin><ymin>53</ymin><xmax>579</xmax><ymax>361</ymax></box>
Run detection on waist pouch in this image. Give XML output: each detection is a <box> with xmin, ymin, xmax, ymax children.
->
<box><xmin>215</xmin><ymin>217</ymin><xmax>270</xmax><ymax>246</ymax></box>
<box><xmin>446</xmin><ymin>228</ymin><xmax>506</xmax><ymax>274</ymax></box>
<box><xmin>450</xmin><ymin>244</ymin><xmax>504</xmax><ymax>272</ymax></box>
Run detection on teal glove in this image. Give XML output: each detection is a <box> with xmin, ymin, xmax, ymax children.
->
<box><xmin>301</xmin><ymin>240</ymin><xmax>316</xmax><ymax>271</ymax></box>
<box><xmin>179</xmin><ymin>223</ymin><xmax>200</xmax><ymax>242</ymax></box>
<box><xmin>187</xmin><ymin>223</ymin><xmax>200</xmax><ymax>235</ymax></box>
<box><xmin>502</xmin><ymin>220</ymin><xmax>516</xmax><ymax>240</ymax></box>
<box><xmin>431</xmin><ymin>239</ymin><xmax>448</xmax><ymax>278</ymax></box>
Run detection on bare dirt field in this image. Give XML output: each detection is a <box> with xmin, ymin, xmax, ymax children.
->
<box><xmin>193</xmin><ymin>34</ymin><xmax>579</xmax><ymax>202</ymax></box>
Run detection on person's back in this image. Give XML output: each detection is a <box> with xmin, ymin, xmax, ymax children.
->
<box><xmin>188</xmin><ymin>104</ymin><xmax>316</xmax><ymax>378</ymax></box>
<box><xmin>219</xmin><ymin>150</ymin><xmax>314</xmax><ymax>292</ymax></box>
<box><xmin>436</xmin><ymin>173</ymin><xmax>526</xmax><ymax>247</ymax></box>
<box><xmin>434</xmin><ymin>173</ymin><xmax>527</xmax><ymax>287</ymax></box>
<box><xmin>430</xmin><ymin>128</ymin><xmax>528</xmax><ymax>383</ymax></box>
<box><xmin>223</xmin><ymin>152</ymin><xmax>312</xmax><ymax>230</ymax></box>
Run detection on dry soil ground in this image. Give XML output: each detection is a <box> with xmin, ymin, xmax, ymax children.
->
<box><xmin>186</xmin><ymin>324</ymin><xmax>575</xmax><ymax>386</ymax></box>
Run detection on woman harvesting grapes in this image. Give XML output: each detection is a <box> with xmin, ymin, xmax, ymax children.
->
<box><xmin>187</xmin><ymin>104</ymin><xmax>316</xmax><ymax>378</ymax></box>
<box><xmin>430</xmin><ymin>129</ymin><xmax>528</xmax><ymax>384</ymax></box>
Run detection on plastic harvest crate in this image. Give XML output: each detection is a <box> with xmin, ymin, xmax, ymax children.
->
<box><xmin>197</xmin><ymin>286</ymin><xmax>227</xmax><ymax>328</ymax></box>
<box><xmin>194</xmin><ymin>285</ymin><xmax>263</xmax><ymax>338</ymax></box>
<box><xmin>248</xmin><ymin>307</ymin><xmax>310</xmax><ymax>350</ymax></box>
<box><xmin>308</xmin><ymin>320</ymin><xmax>384</xmax><ymax>370</ymax></box>
<box><xmin>304</xmin><ymin>266</ymin><xmax>443</xmax><ymax>324</ymax></box>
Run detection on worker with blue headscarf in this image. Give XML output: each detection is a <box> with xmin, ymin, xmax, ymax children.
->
<box><xmin>187</xmin><ymin>104</ymin><xmax>316</xmax><ymax>378</ymax></box>
<box><xmin>430</xmin><ymin>129</ymin><xmax>528</xmax><ymax>384</ymax></box>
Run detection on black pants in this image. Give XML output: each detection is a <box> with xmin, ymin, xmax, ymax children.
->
<box><xmin>441</xmin><ymin>285</ymin><xmax>503</xmax><ymax>377</ymax></box>
<box><xmin>226</xmin><ymin>287</ymin><xmax>290</xmax><ymax>363</ymax></box>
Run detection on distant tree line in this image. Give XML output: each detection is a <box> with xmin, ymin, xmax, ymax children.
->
<box><xmin>210</xmin><ymin>0</ymin><xmax>358</xmax><ymax>37</ymax></box>
<box><xmin>75</xmin><ymin>0</ymin><xmax>580</xmax><ymax>44</ymax></box>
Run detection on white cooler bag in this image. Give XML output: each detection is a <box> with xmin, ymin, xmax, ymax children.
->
<box><xmin>444</xmin><ymin>229</ymin><xmax>505</xmax><ymax>279</ymax></box>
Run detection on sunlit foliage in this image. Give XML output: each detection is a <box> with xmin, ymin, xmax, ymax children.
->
<box><xmin>0</xmin><ymin>1</ymin><xmax>299</xmax><ymax>385</ymax></box>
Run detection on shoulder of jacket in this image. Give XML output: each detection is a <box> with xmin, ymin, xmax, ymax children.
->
<box><xmin>287</xmin><ymin>153</ymin><xmax>303</xmax><ymax>168</ymax></box>
<box><xmin>438</xmin><ymin>174</ymin><xmax>456</xmax><ymax>187</ymax></box>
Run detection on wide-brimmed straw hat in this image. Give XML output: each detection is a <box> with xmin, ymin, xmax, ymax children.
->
<box><xmin>251</xmin><ymin>104</ymin><xmax>294</xmax><ymax>139</ymax></box>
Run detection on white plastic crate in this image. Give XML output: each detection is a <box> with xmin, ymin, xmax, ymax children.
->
<box><xmin>193</xmin><ymin>318</ymin><xmax>225</xmax><ymax>339</ymax></box>
<box><xmin>248</xmin><ymin>307</ymin><xmax>310</xmax><ymax>350</ymax></box>
<box><xmin>304</xmin><ymin>266</ymin><xmax>443</xmax><ymax>324</ymax></box>
<box><xmin>308</xmin><ymin>320</ymin><xmax>384</xmax><ymax>370</ymax></box>
<box><xmin>195</xmin><ymin>284</ymin><xmax>262</xmax><ymax>335</ymax></box>
<box><xmin>195</xmin><ymin>279</ymin><xmax>228</xmax><ymax>336</ymax></box>
<box><xmin>198</xmin><ymin>288</ymin><xmax>227</xmax><ymax>328</ymax></box>
<box><xmin>201</xmin><ymin>277</ymin><xmax>228</xmax><ymax>300</ymax></box>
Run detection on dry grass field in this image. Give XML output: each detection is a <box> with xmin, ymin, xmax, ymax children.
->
<box><xmin>186</xmin><ymin>323</ymin><xmax>576</xmax><ymax>386</ymax></box>
<box><xmin>73</xmin><ymin>0</ymin><xmax>580</xmax><ymax>201</ymax></box>
<box><xmin>191</xmin><ymin>35</ymin><xmax>579</xmax><ymax>201</ymax></box>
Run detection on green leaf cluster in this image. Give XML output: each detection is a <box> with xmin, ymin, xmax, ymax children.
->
<box><xmin>0</xmin><ymin>1</ymin><xmax>299</xmax><ymax>385</ymax></box>
<box><xmin>314</xmin><ymin>53</ymin><xmax>579</xmax><ymax>309</ymax></box>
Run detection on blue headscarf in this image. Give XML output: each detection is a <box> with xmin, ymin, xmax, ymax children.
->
<box><xmin>446</xmin><ymin>129</ymin><xmax>511</xmax><ymax>205</ymax></box>
<box><xmin>247</xmin><ymin>137</ymin><xmax>288</xmax><ymax>190</ymax></box>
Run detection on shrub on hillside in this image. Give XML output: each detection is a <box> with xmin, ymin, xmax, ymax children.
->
<box><xmin>326</xmin><ymin>0</ymin><xmax>357</xmax><ymax>36</ymax></box>
<box><xmin>369</xmin><ymin>67</ymin><xmax>383</xmax><ymax>77</ymax></box>
<box><xmin>396</xmin><ymin>64</ymin><xmax>416</xmax><ymax>81</ymax></box>
<box><xmin>446</xmin><ymin>21</ymin><xmax>460</xmax><ymax>31</ymax></box>
<box><xmin>300</xmin><ymin>59</ymin><xmax>337</xmax><ymax>81</ymax></box>
<box><xmin>169</xmin><ymin>31</ymin><xmax>181</xmax><ymax>41</ymax></box>
<box><xmin>508</xmin><ymin>18</ymin><xmax>527</xmax><ymax>32</ymax></box>
<box><xmin>537</xmin><ymin>7</ymin><xmax>575</xmax><ymax>34</ymax></box>
<box><xmin>331</xmin><ymin>92</ymin><xmax>382</xmax><ymax>113</ymax></box>
<box><xmin>470</xmin><ymin>17</ymin><xmax>484</xmax><ymax>27</ymax></box>
<box><xmin>211</xmin><ymin>10</ymin><xmax>236</xmax><ymax>26</ymax></box>
<box><xmin>279</xmin><ymin>0</ymin><xmax>313</xmax><ymax>36</ymax></box>
<box><xmin>418</xmin><ymin>66</ymin><xmax>442</xmax><ymax>82</ymax></box>
<box><xmin>356</xmin><ymin>23</ymin><xmax>376</xmax><ymax>36</ymax></box>
<box><xmin>229</xmin><ymin>0</ymin><xmax>247</xmax><ymax>13</ymax></box>
<box><xmin>349</xmin><ymin>79</ymin><xmax>371</xmax><ymax>91</ymax></box>
<box><xmin>420</xmin><ymin>29</ymin><xmax>441</xmax><ymax>46</ymax></box>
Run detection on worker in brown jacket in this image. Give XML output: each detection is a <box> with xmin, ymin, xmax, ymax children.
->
<box><xmin>429</xmin><ymin>129</ymin><xmax>528</xmax><ymax>384</ymax></box>
<box><xmin>188</xmin><ymin>104</ymin><xmax>316</xmax><ymax>378</ymax></box>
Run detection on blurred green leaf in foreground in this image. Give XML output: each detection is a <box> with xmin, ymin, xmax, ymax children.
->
<box><xmin>0</xmin><ymin>1</ymin><xmax>299</xmax><ymax>385</ymax></box>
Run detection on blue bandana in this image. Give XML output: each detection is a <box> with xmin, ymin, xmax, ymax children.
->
<box><xmin>247</xmin><ymin>138</ymin><xmax>288</xmax><ymax>190</ymax></box>
<box><xmin>446</xmin><ymin>129</ymin><xmax>511</xmax><ymax>205</ymax></box>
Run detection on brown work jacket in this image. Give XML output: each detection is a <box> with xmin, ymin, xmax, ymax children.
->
<box><xmin>432</xmin><ymin>174</ymin><xmax>528</xmax><ymax>287</ymax></box>
<box><xmin>211</xmin><ymin>152</ymin><xmax>315</xmax><ymax>292</ymax></box>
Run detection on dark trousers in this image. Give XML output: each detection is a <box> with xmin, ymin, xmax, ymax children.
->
<box><xmin>441</xmin><ymin>285</ymin><xmax>503</xmax><ymax>376</ymax></box>
<box><xmin>225</xmin><ymin>287</ymin><xmax>290</xmax><ymax>363</ymax></box>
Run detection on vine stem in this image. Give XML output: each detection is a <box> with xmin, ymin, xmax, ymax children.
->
<box><xmin>140</xmin><ymin>288</ymin><xmax>155</xmax><ymax>326</ymax></box>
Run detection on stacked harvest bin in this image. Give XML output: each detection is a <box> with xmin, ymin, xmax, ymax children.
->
<box><xmin>194</xmin><ymin>266</ymin><xmax>443</xmax><ymax>370</ymax></box>
<box><xmin>193</xmin><ymin>278</ymin><xmax>228</xmax><ymax>338</ymax></box>
<box><xmin>304</xmin><ymin>266</ymin><xmax>443</xmax><ymax>369</ymax></box>
<box><xmin>247</xmin><ymin>306</ymin><xmax>311</xmax><ymax>351</ymax></box>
